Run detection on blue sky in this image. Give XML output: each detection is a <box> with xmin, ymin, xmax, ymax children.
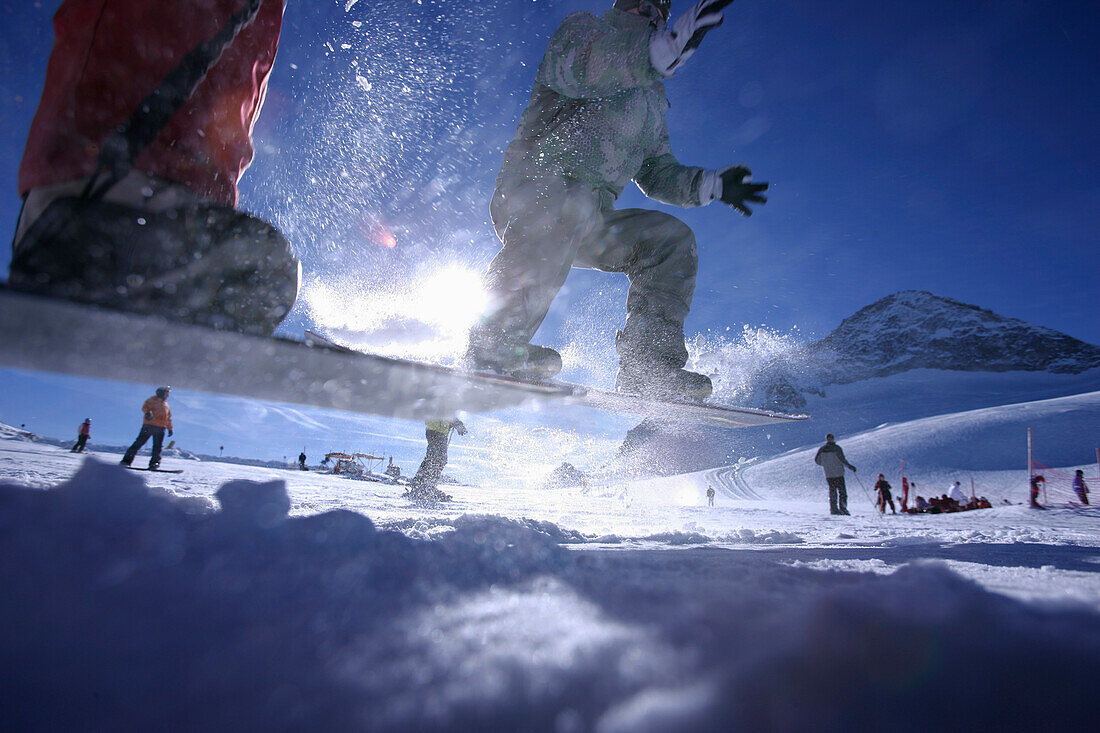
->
<box><xmin>1</xmin><ymin>0</ymin><xmax>1098</xmax><ymax>464</ymax></box>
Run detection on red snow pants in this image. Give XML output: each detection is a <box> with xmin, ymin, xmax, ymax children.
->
<box><xmin>18</xmin><ymin>0</ymin><xmax>284</xmax><ymax>207</ymax></box>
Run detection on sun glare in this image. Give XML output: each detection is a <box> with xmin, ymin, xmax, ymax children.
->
<box><xmin>302</xmin><ymin>265</ymin><xmax>488</xmax><ymax>361</ymax></box>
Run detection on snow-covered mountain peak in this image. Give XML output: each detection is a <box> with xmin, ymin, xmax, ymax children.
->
<box><xmin>812</xmin><ymin>290</ymin><xmax>1100</xmax><ymax>382</ymax></box>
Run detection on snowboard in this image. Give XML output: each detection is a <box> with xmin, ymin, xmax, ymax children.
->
<box><xmin>0</xmin><ymin>288</ymin><xmax>809</xmax><ymax>428</ymax></box>
<box><xmin>124</xmin><ymin>466</ymin><xmax>184</xmax><ymax>474</ymax></box>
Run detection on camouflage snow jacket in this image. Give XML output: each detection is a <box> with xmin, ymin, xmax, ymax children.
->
<box><xmin>497</xmin><ymin>8</ymin><xmax>705</xmax><ymax>209</ymax></box>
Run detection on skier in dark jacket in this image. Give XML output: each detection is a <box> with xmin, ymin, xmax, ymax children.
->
<box><xmin>1073</xmin><ymin>470</ymin><xmax>1090</xmax><ymax>505</ymax></box>
<box><xmin>407</xmin><ymin>418</ymin><xmax>468</xmax><ymax>503</ymax></box>
<box><xmin>814</xmin><ymin>434</ymin><xmax>857</xmax><ymax>515</ymax></box>
<box><xmin>465</xmin><ymin>0</ymin><xmax>767</xmax><ymax>401</ymax></box>
<box><xmin>298</xmin><ymin>451</ymin><xmax>307</xmax><ymax>471</ymax></box>
<box><xmin>120</xmin><ymin>386</ymin><xmax>173</xmax><ymax>470</ymax></box>
<box><xmin>1029</xmin><ymin>474</ymin><xmax>1045</xmax><ymax>509</ymax></box>
<box><xmin>71</xmin><ymin>418</ymin><xmax>91</xmax><ymax>453</ymax></box>
<box><xmin>874</xmin><ymin>474</ymin><xmax>896</xmax><ymax>514</ymax></box>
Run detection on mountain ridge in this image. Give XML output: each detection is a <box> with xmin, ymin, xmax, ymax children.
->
<box><xmin>617</xmin><ymin>290</ymin><xmax>1100</xmax><ymax>477</ymax></box>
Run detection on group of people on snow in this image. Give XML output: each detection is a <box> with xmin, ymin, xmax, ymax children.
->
<box><xmin>1029</xmin><ymin>472</ymin><xmax>1090</xmax><ymax>509</ymax></box>
<box><xmin>68</xmin><ymin>388</ymin><xmax>174</xmax><ymax>470</ymax></box>
<box><xmin>814</xmin><ymin>433</ymin><xmax>1005</xmax><ymax>516</ymax></box>
<box><xmin>97</xmin><ymin>382</ymin><xmax>465</xmax><ymax>499</ymax></box>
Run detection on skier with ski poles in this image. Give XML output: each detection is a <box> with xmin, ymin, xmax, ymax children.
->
<box><xmin>465</xmin><ymin>0</ymin><xmax>767</xmax><ymax>401</ymax></box>
<box><xmin>9</xmin><ymin>0</ymin><xmax>298</xmax><ymax>336</ymax></box>
<box><xmin>814</xmin><ymin>433</ymin><xmax>857</xmax><ymax>515</ymax></box>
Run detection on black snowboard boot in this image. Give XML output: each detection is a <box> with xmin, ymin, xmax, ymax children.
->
<box><xmin>615</xmin><ymin>362</ymin><xmax>713</xmax><ymax>401</ymax></box>
<box><xmin>9</xmin><ymin>197</ymin><xmax>299</xmax><ymax>336</ymax></box>
<box><xmin>614</xmin><ymin>329</ymin><xmax>712</xmax><ymax>401</ymax></box>
<box><xmin>404</xmin><ymin>484</ymin><xmax>452</xmax><ymax>504</ymax></box>
<box><xmin>464</xmin><ymin>326</ymin><xmax>562</xmax><ymax>380</ymax></box>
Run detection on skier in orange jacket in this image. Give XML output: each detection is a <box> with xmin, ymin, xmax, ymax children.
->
<box><xmin>121</xmin><ymin>387</ymin><xmax>174</xmax><ymax>469</ymax></box>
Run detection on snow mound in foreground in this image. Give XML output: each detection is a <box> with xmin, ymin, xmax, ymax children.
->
<box><xmin>2</xmin><ymin>461</ymin><xmax>1098</xmax><ymax>730</ymax></box>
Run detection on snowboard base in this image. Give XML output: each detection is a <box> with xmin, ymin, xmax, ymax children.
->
<box><xmin>0</xmin><ymin>288</ymin><xmax>810</xmax><ymax>428</ymax></box>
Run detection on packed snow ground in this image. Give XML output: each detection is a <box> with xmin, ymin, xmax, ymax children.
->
<box><xmin>2</xmin><ymin>397</ymin><xmax>1099</xmax><ymax>730</ymax></box>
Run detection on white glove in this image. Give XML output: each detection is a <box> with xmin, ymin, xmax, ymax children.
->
<box><xmin>649</xmin><ymin>0</ymin><xmax>731</xmax><ymax>77</ymax></box>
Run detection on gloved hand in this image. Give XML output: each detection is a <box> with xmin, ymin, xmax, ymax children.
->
<box><xmin>649</xmin><ymin>0</ymin><xmax>733</xmax><ymax>77</ymax></box>
<box><xmin>168</xmin><ymin>429</ymin><xmax>174</xmax><ymax>437</ymax></box>
<box><xmin>144</xmin><ymin>411</ymin><xmax>154</xmax><ymax>421</ymax></box>
<box><xmin>700</xmin><ymin>165</ymin><xmax>768</xmax><ymax>216</ymax></box>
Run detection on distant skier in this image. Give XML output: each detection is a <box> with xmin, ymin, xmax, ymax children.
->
<box><xmin>900</xmin><ymin>475</ymin><xmax>910</xmax><ymax>512</ymax></box>
<box><xmin>706</xmin><ymin>485</ymin><xmax>716</xmax><ymax>507</ymax></box>
<box><xmin>407</xmin><ymin>418</ymin><xmax>468</xmax><ymax>503</ymax></box>
<box><xmin>70</xmin><ymin>418</ymin><xmax>91</xmax><ymax>453</ymax></box>
<box><xmin>874</xmin><ymin>474</ymin><xmax>896</xmax><ymax>514</ymax></box>
<box><xmin>8</xmin><ymin>0</ymin><xmax>297</xmax><ymax>335</ymax></box>
<box><xmin>1073</xmin><ymin>470</ymin><xmax>1089</xmax><ymax>505</ymax></box>
<box><xmin>1029</xmin><ymin>474</ymin><xmax>1045</xmax><ymax>509</ymax></box>
<box><xmin>298</xmin><ymin>451</ymin><xmax>307</xmax><ymax>471</ymax></box>
<box><xmin>814</xmin><ymin>434</ymin><xmax>857</xmax><ymax>515</ymax></box>
<box><xmin>120</xmin><ymin>387</ymin><xmax>173</xmax><ymax>470</ymax></box>
<box><xmin>948</xmin><ymin>481</ymin><xmax>967</xmax><ymax>505</ymax></box>
<box><xmin>465</xmin><ymin>0</ymin><xmax>767</xmax><ymax>400</ymax></box>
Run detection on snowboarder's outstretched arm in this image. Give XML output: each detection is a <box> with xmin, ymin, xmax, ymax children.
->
<box><xmin>635</xmin><ymin>126</ymin><xmax>707</xmax><ymax>207</ymax></box>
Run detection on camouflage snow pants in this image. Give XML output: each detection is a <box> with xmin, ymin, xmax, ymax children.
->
<box><xmin>410</xmin><ymin>429</ymin><xmax>450</xmax><ymax>491</ymax></box>
<box><xmin>478</xmin><ymin>177</ymin><xmax>698</xmax><ymax>369</ymax></box>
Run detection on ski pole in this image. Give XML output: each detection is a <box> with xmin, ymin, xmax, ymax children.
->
<box><xmin>853</xmin><ymin>472</ymin><xmax>880</xmax><ymax>515</ymax></box>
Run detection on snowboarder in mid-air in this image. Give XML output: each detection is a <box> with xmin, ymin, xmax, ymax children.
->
<box><xmin>120</xmin><ymin>387</ymin><xmax>174</xmax><ymax>470</ymax></box>
<box><xmin>70</xmin><ymin>418</ymin><xmax>91</xmax><ymax>453</ymax></box>
<box><xmin>9</xmin><ymin>0</ymin><xmax>298</xmax><ymax>335</ymax></box>
<box><xmin>815</xmin><ymin>434</ymin><xmax>857</xmax><ymax>515</ymax></box>
<box><xmin>465</xmin><ymin>0</ymin><xmax>767</xmax><ymax>401</ymax></box>
<box><xmin>406</xmin><ymin>418</ymin><xmax>468</xmax><ymax>504</ymax></box>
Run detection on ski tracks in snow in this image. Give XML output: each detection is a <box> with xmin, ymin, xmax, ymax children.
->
<box><xmin>705</xmin><ymin>464</ymin><xmax>762</xmax><ymax>500</ymax></box>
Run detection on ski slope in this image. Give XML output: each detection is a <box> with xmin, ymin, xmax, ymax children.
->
<box><xmin>2</xmin><ymin>389</ymin><xmax>1099</xmax><ymax>729</ymax></box>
